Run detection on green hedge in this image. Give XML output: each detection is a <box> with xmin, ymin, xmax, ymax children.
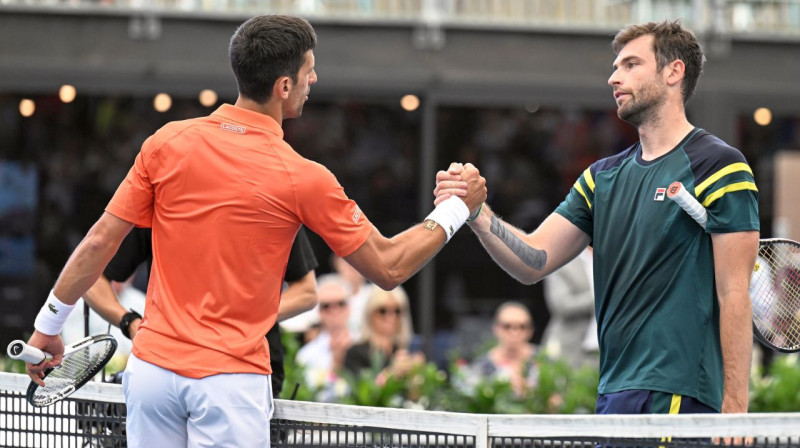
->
<box><xmin>2</xmin><ymin>336</ymin><xmax>798</xmax><ymax>413</ymax></box>
<box><xmin>281</xmin><ymin>332</ymin><xmax>800</xmax><ymax>414</ymax></box>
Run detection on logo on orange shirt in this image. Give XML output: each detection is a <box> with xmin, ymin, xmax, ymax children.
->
<box><xmin>220</xmin><ymin>123</ymin><xmax>246</xmax><ymax>134</ymax></box>
<box><xmin>352</xmin><ymin>207</ymin><xmax>362</xmax><ymax>224</ymax></box>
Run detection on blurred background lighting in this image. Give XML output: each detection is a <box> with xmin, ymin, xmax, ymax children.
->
<box><xmin>525</xmin><ymin>103</ymin><xmax>540</xmax><ymax>114</ymax></box>
<box><xmin>400</xmin><ymin>94</ymin><xmax>420</xmax><ymax>111</ymax></box>
<box><xmin>154</xmin><ymin>93</ymin><xmax>172</xmax><ymax>112</ymax></box>
<box><xmin>59</xmin><ymin>84</ymin><xmax>76</xmax><ymax>103</ymax></box>
<box><xmin>19</xmin><ymin>99</ymin><xmax>35</xmax><ymax>117</ymax></box>
<box><xmin>754</xmin><ymin>107</ymin><xmax>772</xmax><ymax>126</ymax></box>
<box><xmin>199</xmin><ymin>89</ymin><xmax>218</xmax><ymax>107</ymax></box>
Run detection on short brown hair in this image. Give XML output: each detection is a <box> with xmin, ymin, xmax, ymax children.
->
<box><xmin>229</xmin><ymin>15</ymin><xmax>317</xmax><ymax>103</ymax></box>
<box><xmin>612</xmin><ymin>20</ymin><xmax>705</xmax><ymax>104</ymax></box>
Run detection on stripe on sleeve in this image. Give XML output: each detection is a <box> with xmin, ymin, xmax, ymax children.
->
<box><xmin>574</xmin><ymin>181</ymin><xmax>592</xmax><ymax>210</ymax></box>
<box><xmin>701</xmin><ymin>181</ymin><xmax>758</xmax><ymax>207</ymax></box>
<box><xmin>583</xmin><ymin>168</ymin><xmax>595</xmax><ymax>193</ymax></box>
<box><xmin>694</xmin><ymin>162</ymin><xmax>753</xmax><ymax>196</ymax></box>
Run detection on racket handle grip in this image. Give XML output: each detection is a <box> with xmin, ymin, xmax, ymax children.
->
<box><xmin>6</xmin><ymin>340</ymin><xmax>51</xmax><ymax>364</ymax></box>
<box><xmin>667</xmin><ymin>181</ymin><xmax>707</xmax><ymax>229</ymax></box>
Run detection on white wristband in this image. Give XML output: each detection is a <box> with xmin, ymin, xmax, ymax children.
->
<box><xmin>425</xmin><ymin>196</ymin><xmax>470</xmax><ymax>243</ymax></box>
<box><xmin>34</xmin><ymin>290</ymin><xmax>76</xmax><ymax>336</ymax></box>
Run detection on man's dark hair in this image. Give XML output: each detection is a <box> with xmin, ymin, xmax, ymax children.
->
<box><xmin>612</xmin><ymin>20</ymin><xmax>705</xmax><ymax>104</ymax></box>
<box><xmin>229</xmin><ymin>15</ymin><xmax>317</xmax><ymax>103</ymax></box>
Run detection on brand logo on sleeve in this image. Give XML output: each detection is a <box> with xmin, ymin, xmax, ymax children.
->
<box><xmin>653</xmin><ymin>187</ymin><xmax>666</xmax><ymax>201</ymax></box>
<box><xmin>220</xmin><ymin>123</ymin><xmax>246</xmax><ymax>134</ymax></box>
<box><xmin>352</xmin><ymin>207</ymin><xmax>362</xmax><ymax>224</ymax></box>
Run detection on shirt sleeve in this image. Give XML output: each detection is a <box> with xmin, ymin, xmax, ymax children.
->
<box><xmin>694</xmin><ymin>151</ymin><xmax>760</xmax><ymax>234</ymax></box>
<box><xmin>293</xmin><ymin>162</ymin><xmax>373</xmax><ymax>258</ymax></box>
<box><xmin>554</xmin><ymin>167</ymin><xmax>594</xmax><ymax>239</ymax></box>
<box><xmin>283</xmin><ymin>226</ymin><xmax>319</xmax><ymax>283</ymax></box>
<box><xmin>105</xmin><ymin>136</ymin><xmax>155</xmax><ymax>227</ymax></box>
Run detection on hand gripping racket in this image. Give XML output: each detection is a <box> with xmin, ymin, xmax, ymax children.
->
<box><xmin>668</xmin><ymin>181</ymin><xmax>800</xmax><ymax>353</ymax></box>
<box><xmin>7</xmin><ymin>334</ymin><xmax>118</xmax><ymax>407</ymax></box>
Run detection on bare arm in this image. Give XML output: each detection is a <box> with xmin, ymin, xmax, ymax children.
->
<box><xmin>82</xmin><ymin>275</ymin><xmax>133</xmax><ymax>330</ymax></box>
<box><xmin>434</xmin><ymin>164</ymin><xmax>589</xmax><ymax>285</ymax></box>
<box><xmin>52</xmin><ymin>212</ymin><xmax>135</xmax><ymax>305</ymax></box>
<box><xmin>344</xmin><ymin>165</ymin><xmax>486</xmax><ymax>290</ymax></box>
<box><xmin>464</xmin><ymin>204</ymin><xmax>590</xmax><ymax>285</ymax></box>
<box><xmin>344</xmin><ymin>224</ymin><xmax>447</xmax><ymax>291</ymax></box>
<box><xmin>27</xmin><ymin>212</ymin><xmax>133</xmax><ymax>384</ymax></box>
<box><xmin>277</xmin><ymin>271</ymin><xmax>318</xmax><ymax>322</ymax></box>
<box><xmin>712</xmin><ymin>230</ymin><xmax>758</xmax><ymax>413</ymax></box>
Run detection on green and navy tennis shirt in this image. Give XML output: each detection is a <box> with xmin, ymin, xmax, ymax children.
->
<box><xmin>555</xmin><ymin>128</ymin><xmax>760</xmax><ymax>411</ymax></box>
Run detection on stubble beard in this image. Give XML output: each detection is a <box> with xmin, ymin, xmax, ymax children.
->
<box><xmin>617</xmin><ymin>80</ymin><xmax>665</xmax><ymax>128</ymax></box>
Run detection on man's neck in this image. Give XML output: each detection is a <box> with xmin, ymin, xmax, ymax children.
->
<box><xmin>234</xmin><ymin>96</ymin><xmax>283</xmax><ymax>125</ymax></box>
<box><xmin>637</xmin><ymin>104</ymin><xmax>694</xmax><ymax>161</ymax></box>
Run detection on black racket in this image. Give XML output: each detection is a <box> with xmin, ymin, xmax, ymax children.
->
<box><xmin>668</xmin><ymin>181</ymin><xmax>800</xmax><ymax>352</ymax></box>
<box><xmin>6</xmin><ymin>334</ymin><xmax>118</xmax><ymax>407</ymax></box>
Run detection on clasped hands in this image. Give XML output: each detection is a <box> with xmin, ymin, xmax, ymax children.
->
<box><xmin>434</xmin><ymin>162</ymin><xmax>487</xmax><ymax>224</ymax></box>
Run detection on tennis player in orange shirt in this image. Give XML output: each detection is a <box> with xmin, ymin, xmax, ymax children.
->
<box><xmin>23</xmin><ymin>14</ymin><xmax>485</xmax><ymax>447</ymax></box>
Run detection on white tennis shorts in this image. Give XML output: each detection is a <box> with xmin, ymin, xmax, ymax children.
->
<box><xmin>123</xmin><ymin>353</ymin><xmax>273</xmax><ymax>447</ymax></box>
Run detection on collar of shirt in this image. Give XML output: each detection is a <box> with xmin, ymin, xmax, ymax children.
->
<box><xmin>212</xmin><ymin>104</ymin><xmax>284</xmax><ymax>139</ymax></box>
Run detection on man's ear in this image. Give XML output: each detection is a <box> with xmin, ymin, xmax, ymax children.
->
<box><xmin>273</xmin><ymin>76</ymin><xmax>292</xmax><ymax>100</ymax></box>
<box><xmin>665</xmin><ymin>59</ymin><xmax>685</xmax><ymax>87</ymax></box>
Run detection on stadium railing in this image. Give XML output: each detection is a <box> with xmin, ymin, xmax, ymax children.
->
<box><xmin>0</xmin><ymin>0</ymin><xmax>798</xmax><ymax>37</ymax></box>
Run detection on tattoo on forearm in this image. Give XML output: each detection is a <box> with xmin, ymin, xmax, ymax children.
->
<box><xmin>490</xmin><ymin>215</ymin><xmax>547</xmax><ymax>270</ymax></box>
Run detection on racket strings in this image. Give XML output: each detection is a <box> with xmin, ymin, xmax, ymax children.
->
<box><xmin>751</xmin><ymin>241</ymin><xmax>800</xmax><ymax>351</ymax></box>
<box><xmin>32</xmin><ymin>339</ymin><xmax>117</xmax><ymax>406</ymax></box>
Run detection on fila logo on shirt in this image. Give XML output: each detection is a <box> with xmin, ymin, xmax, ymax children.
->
<box><xmin>653</xmin><ymin>187</ymin><xmax>666</xmax><ymax>202</ymax></box>
<box><xmin>220</xmin><ymin>123</ymin><xmax>246</xmax><ymax>134</ymax></box>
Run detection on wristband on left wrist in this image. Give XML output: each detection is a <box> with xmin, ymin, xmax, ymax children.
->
<box><xmin>33</xmin><ymin>290</ymin><xmax>76</xmax><ymax>336</ymax></box>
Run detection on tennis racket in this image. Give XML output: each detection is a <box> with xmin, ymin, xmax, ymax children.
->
<box><xmin>668</xmin><ymin>181</ymin><xmax>800</xmax><ymax>353</ymax></box>
<box><xmin>6</xmin><ymin>334</ymin><xmax>117</xmax><ymax>407</ymax></box>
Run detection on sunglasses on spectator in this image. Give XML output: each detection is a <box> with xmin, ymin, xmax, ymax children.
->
<box><xmin>319</xmin><ymin>300</ymin><xmax>348</xmax><ymax>311</ymax></box>
<box><xmin>375</xmin><ymin>306</ymin><xmax>402</xmax><ymax>316</ymax></box>
<box><xmin>496</xmin><ymin>322</ymin><xmax>531</xmax><ymax>331</ymax></box>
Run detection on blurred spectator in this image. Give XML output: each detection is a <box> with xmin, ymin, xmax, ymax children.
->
<box><xmin>331</xmin><ymin>254</ymin><xmax>374</xmax><ymax>337</ymax></box>
<box><xmin>542</xmin><ymin>247</ymin><xmax>598</xmax><ymax>369</ymax></box>
<box><xmin>296</xmin><ymin>274</ymin><xmax>354</xmax><ymax>399</ymax></box>
<box><xmin>342</xmin><ymin>286</ymin><xmax>424</xmax><ymax>384</ymax></box>
<box><xmin>469</xmin><ymin>301</ymin><xmax>538</xmax><ymax>397</ymax></box>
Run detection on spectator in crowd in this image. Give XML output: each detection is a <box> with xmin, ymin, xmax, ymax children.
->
<box><xmin>296</xmin><ymin>274</ymin><xmax>354</xmax><ymax>400</ymax></box>
<box><xmin>542</xmin><ymin>247</ymin><xmax>598</xmax><ymax>369</ymax></box>
<box><xmin>469</xmin><ymin>301</ymin><xmax>538</xmax><ymax>397</ymax></box>
<box><xmin>331</xmin><ymin>254</ymin><xmax>374</xmax><ymax>337</ymax></box>
<box><xmin>342</xmin><ymin>286</ymin><xmax>424</xmax><ymax>384</ymax></box>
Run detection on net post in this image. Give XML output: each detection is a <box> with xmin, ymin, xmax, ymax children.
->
<box><xmin>475</xmin><ymin>414</ymin><xmax>489</xmax><ymax>448</ymax></box>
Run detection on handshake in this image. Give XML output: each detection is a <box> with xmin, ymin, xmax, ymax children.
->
<box><xmin>426</xmin><ymin>162</ymin><xmax>489</xmax><ymax>240</ymax></box>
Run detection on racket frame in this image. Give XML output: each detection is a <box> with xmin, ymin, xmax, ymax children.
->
<box><xmin>668</xmin><ymin>182</ymin><xmax>800</xmax><ymax>353</ymax></box>
<box><xmin>6</xmin><ymin>334</ymin><xmax>117</xmax><ymax>407</ymax></box>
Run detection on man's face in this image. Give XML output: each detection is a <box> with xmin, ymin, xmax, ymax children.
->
<box><xmin>284</xmin><ymin>50</ymin><xmax>317</xmax><ymax>119</ymax></box>
<box><xmin>608</xmin><ymin>34</ymin><xmax>667</xmax><ymax>127</ymax></box>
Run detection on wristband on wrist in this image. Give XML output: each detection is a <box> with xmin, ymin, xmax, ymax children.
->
<box><xmin>467</xmin><ymin>203</ymin><xmax>484</xmax><ymax>222</ymax></box>
<box><xmin>119</xmin><ymin>310</ymin><xmax>143</xmax><ymax>340</ymax></box>
<box><xmin>425</xmin><ymin>196</ymin><xmax>470</xmax><ymax>243</ymax></box>
<box><xmin>33</xmin><ymin>290</ymin><xmax>76</xmax><ymax>336</ymax></box>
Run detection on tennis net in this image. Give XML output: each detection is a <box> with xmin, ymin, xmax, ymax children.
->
<box><xmin>2</xmin><ymin>371</ymin><xmax>800</xmax><ymax>447</ymax></box>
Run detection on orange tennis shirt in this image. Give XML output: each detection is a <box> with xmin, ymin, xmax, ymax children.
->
<box><xmin>106</xmin><ymin>104</ymin><xmax>373</xmax><ymax>378</ymax></box>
